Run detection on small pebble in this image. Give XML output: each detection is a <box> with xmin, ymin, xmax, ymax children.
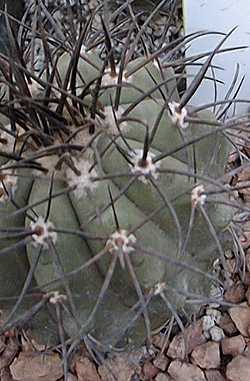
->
<box><xmin>209</xmin><ymin>326</ymin><xmax>225</xmax><ymax>342</ymax></box>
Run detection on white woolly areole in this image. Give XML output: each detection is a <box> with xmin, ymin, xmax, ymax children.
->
<box><xmin>104</xmin><ymin>105</ymin><xmax>128</xmax><ymax>135</ymax></box>
<box><xmin>154</xmin><ymin>282</ymin><xmax>166</xmax><ymax>296</ymax></box>
<box><xmin>0</xmin><ymin>168</ymin><xmax>18</xmax><ymax>203</ymax></box>
<box><xmin>130</xmin><ymin>149</ymin><xmax>160</xmax><ymax>184</ymax></box>
<box><xmin>191</xmin><ymin>184</ymin><xmax>207</xmax><ymax>208</ymax></box>
<box><xmin>49</xmin><ymin>291</ymin><xmax>67</xmax><ymax>305</ymax></box>
<box><xmin>30</xmin><ymin>216</ymin><xmax>57</xmax><ymax>248</ymax></box>
<box><xmin>106</xmin><ymin>229</ymin><xmax>136</xmax><ymax>255</ymax></box>
<box><xmin>102</xmin><ymin>67</ymin><xmax>132</xmax><ymax>87</ymax></box>
<box><xmin>168</xmin><ymin>101</ymin><xmax>189</xmax><ymax>129</ymax></box>
<box><xmin>66</xmin><ymin>157</ymin><xmax>98</xmax><ymax>199</ymax></box>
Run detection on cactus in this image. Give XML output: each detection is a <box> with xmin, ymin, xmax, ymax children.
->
<box><xmin>0</xmin><ymin>3</ymin><xmax>240</xmax><ymax>354</ymax></box>
<box><xmin>0</xmin><ymin>0</ymin><xmax>24</xmax><ymax>54</ymax></box>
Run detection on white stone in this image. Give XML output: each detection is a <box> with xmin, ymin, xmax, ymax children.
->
<box><xmin>209</xmin><ymin>326</ymin><xmax>225</xmax><ymax>342</ymax></box>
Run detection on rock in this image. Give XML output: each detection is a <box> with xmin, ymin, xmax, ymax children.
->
<box><xmin>152</xmin><ymin>334</ymin><xmax>169</xmax><ymax>351</ymax></box>
<box><xmin>167</xmin><ymin>335</ymin><xmax>186</xmax><ymax>360</ymax></box>
<box><xmin>10</xmin><ymin>351</ymin><xmax>63</xmax><ymax>381</ymax></box>
<box><xmin>208</xmin><ymin>284</ymin><xmax>223</xmax><ymax>309</ymax></box>
<box><xmin>75</xmin><ymin>357</ymin><xmax>101</xmax><ymax>381</ymax></box>
<box><xmin>224</xmin><ymin>282</ymin><xmax>245</xmax><ymax>303</ymax></box>
<box><xmin>225</xmin><ymin>259</ymin><xmax>237</xmax><ymax>274</ymax></box>
<box><xmin>167</xmin><ymin>320</ymin><xmax>206</xmax><ymax>360</ymax></box>
<box><xmin>128</xmin><ymin>347</ymin><xmax>152</xmax><ymax>366</ymax></box>
<box><xmin>191</xmin><ymin>341</ymin><xmax>220</xmax><ymax>369</ymax></box>
<box><xmin>98</xmin><ymin>354</ymin><xmax>140</xmax><ymax>381</ymax></box>
<box><xmin>240</xmin><ymin>231</ymin><xmax>250</xmax><ymax>249</ymax></box>
<box><xmin>202</xmin><ymin>316</ymin><xmax>215</xmax><ymax>332</ymax></box>
<box><xmin>221</xmin><ymin>335</ymin><xmax>246</xmax><ymax>356</ymax></box>
<box><xmin>155</xmin><ymin>373</ymin><xmax>173</xmax><ymax>381</ymax></box>
<box><xmin>245</xmin><ymin>286</ymin><xmax>250</xmax><ymax>305</ymax></box>
<box><xmin>168</xmin><ymin>360</ymin><xmax>205</xmax><ymax>381</ymax></box>
<box><xmin>244</xmin><ymin>341</ymin><xmax>250</xmax><ymax>358</ymax></box>
<box><xmin>209</xmin><ymin>326</ymin><xmax>225</xmax><ymax>342</ymax></box>
<box><xmin>0</xmin><ymin>336</ymin><xmax>6</xmax><ymax>353</ymax></box>
<box><xmin>226</xmin><ymin>355</ymin><xmax>250</xmax><ymax>381</ymax></box>
<box><xmin>0</xmin><ymin>367</ymin><xmax>14</xmax><ymax>381</ymax></box>
<box><xmin>205</xmin><ymin>370</ymin><xmax>226</xmax><ymax>381</ymax></box>
<box><xmin>0</xmin><ymin>339</ymin><xmax>18</xmax><ymax>370</ymax></box>
<box><xmin>229</xmin><ymin>302</ymin><xmax>250</xmax><ymax>337</ymax></box>
<box><xmin>246</xmin><ymin>252</ymin><xmax>250</xmax><ymax>272</ymax></box>
<box><xmin>205</xmin><ymin>309</ymin><xmax>221</xmax><ymax>324</ymax></box>
<box><xmin>218</xmin><ymin>313</ymin><xmax>237</xmax><ymax>336</ymax></box>
<box><xmin>142</xmin><ymin>361</ymin><xmax>159</xmax><ymax>379</ymax></box>
<box><xmin>153</xmin><ymin>353</ymin><xmax>169</xmax><ymax>371</ymax></box>
<box><xmin>243</xmin><ymin>272</ymin><xmax>250</xmax><ymax>286</ymax></box>
<box><xmin>60</xmin><ymin>373</ymin><xmax>77</xmax><ymax>381</ymax></box>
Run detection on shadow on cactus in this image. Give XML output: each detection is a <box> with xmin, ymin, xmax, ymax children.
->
<box><xmin>0</xmin><ymin>2</ymin><xmax>247</xmax><ymax>359</ymax></box>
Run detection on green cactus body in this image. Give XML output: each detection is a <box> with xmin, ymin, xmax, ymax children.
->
<box><xmin>0</xmin><ymin>114</ymin><xmax>33</xmax><ymax>302</ymax></box>
<box><xmin>0</xmin><ymin>49</ymin><xmax>234</xmax><ymax>349</ymax></box>
<box><xmin>68</xmin><ymin>103</ymin><xmax>232</xmax><ymax>292</ymax></box>
<box><xmin>100</xmin><ymin>98</ymin><xmax>232</xmax><ymax>228</ymax></box>
<box><xmin>24</xmin><ymin>175</ymin><xmax>185</xmax><ymax>346</ymax></box>
<box><xmin>25</xmin><ymin>103</ymin><xmax>232</xmax><ymax>347</ymax></box>
<box><xmin>0</xmin><ymin>165</ymin><xmax>32</xmax><ymax>297</ymax></box>
<box><xmin>25</xmin><ymin>172</ymin><xmax>157</xmax><ymax>345</ymax></box>
<box><xmin>109</xmin><ymin>100</ymin><xmax>229</xmax><ymax>177</ymax></box>
<box><xmin>55</xmin><ymin>52</ymin><xmax>178</xmax><ymax>107</ymax></box>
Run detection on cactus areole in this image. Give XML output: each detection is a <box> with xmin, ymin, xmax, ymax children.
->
<box><xmin>0</xmin><ymin>49</ymin><xmax>233</xmax><ymax>349</ymax></box>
